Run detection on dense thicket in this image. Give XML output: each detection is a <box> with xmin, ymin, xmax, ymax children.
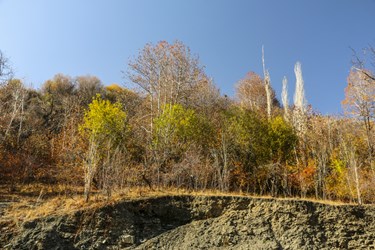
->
<box><xmin>0</xmin><ymin>41</ymin><xmax>374</xmax><ymax>204</ymax></box>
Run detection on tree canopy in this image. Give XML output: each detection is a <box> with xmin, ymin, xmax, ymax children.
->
<box><xmin>1</xmin><ymin>42</ymin><xmax>375</xmax><ymax>204</ymax></box>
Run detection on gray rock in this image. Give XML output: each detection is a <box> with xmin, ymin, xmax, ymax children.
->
<box><xmin>120</xmin><ymin>234</ymin><xmax>135</xmax><ymax>246</ymax></box>
<box><xmin>1</xmin><ymin>196</ymin><xmax>375</xmax><ymax>249</ymax></box>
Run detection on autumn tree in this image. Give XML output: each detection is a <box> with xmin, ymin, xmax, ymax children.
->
<box><xmin>336</xmin><ymin>120</ymin><xmax>368</xmax><ymax>204</ymax></box>
<box><xmin>0</xmin><ymin>51</ymin><xmax>15</xmax><ymax>144</ymax></box>
<box><xmin>235</xmin><ymin>72</ymin><xmax>278</xmax><ymax>114</ymax></box>
<box><xmin>127</xmin><ymin>40</ymin><xmax>209</xmax><ymax>132</ymax></box>
<box><xmin>40</xmin><ymin>74</ymin><xmax>77</xmax><ymax>135</ymax></box>
<box><xmin>267</xmin><ymin>116</ymin><xmax>298</xmax><ymax>196</ymax></box>
<box><xmin>105</xmin><ymin>84</ymin><xmax>143</xmax><ymax>118</ymax></box>
<box><xmin>0</xmin><ymin>79</ymin><xmax>56</xmax><ymax>185</ymax></box>
<box><xmin>220</xmin><ymin>107</ymin><xmax>296</xmax><ymax>195</ymax></box>
<box><xmin>345</xmin><ymin>45</ymin><xmax>375</xmax><ymax>197</ymax></box>
<box><xmin>342</xmin><ymin>69</ymin><xmax>375</xmax><ymax>177</ymax></box>
<box><xmin>306</xmin><ymin>115</ymin><xmax>337</xmax><ymax>200</ymax></box>
<box><xmin>0</xmin><ymin>79</ymin><xmax>27</xmax><ymax>184</ymax></box>
<box><xmin>79</xmin><ymin>95</ymin><xmax>128</xmax><ymax>201</ymax></box>
<box><xmin>0</xmin><ymin>50</ymin><xmax>13</xmax><ymax>85</ymax></box>
<box><xmin>76</xmin><ymin>75</ymin><xmax>104</xmax><ymax>107</ymax></box>
<box><xmin>153</xmin><ymin>104</ymin><xmax>194</xmax><ymax>186</ymax></box>
<box><xmin>0</xmin><ymin>79</ymin><xmax>27</xmax><ymax>144</ymax></box>
<box><xmin>126</xmin><ymin>41</ymin><xmax>214</xmax><ymax>186</ymax></box>
<box><xmin>184</xmin><ymin>77</ymin><xmax>223</xmax><ymax>116</ymax></box>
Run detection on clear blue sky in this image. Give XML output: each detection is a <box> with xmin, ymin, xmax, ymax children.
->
<box><xmin>1</xmin><ymin>0</ymin><xmax>374</xmax><ymax>114</ymax></box>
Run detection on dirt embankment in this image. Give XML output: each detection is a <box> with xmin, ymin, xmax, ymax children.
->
<box><xmin>2</xmin><ymin>196</ymin><xmax>375</xmax><ymax>249</ymax></box>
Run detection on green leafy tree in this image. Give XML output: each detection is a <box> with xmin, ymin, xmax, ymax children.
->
<box><xmin>152</xmin><ymin>104</ymin><xmax>211</xmax><ymax>187</ymax></box>
<box><xmin>268</xmin><ymin>116</ymin><xmax>298</xmax><ymax>196</ymax></box>
<box><xmin>268</xmin><ymin>116</ymin><xmax>297</xmax><ymax>163</ymax></box>
<box><xmin>226</xmin><ymin>110</ymin><xmax>297</xmax><ymax>194</ymax></box>
<box><xmin>154</xmin><ymin>104</ymin><xmax>197</xmax><ymax>147</ymax></box>
<box><xmin>153</xmin><ymin>104</ymin><xmax>197</xmax><ymax>165</ymax></box>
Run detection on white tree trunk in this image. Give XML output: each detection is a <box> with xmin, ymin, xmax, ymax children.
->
<box><xmin>262</xmin><ymin>46</ymin><xmax>272</xmax><ymax>119</ymax></box>
<box><xmin>351</xmin><ymin>151</ymin><xmax>362</xmax><ymax>205</ymax></box>
<box><xmin>293</xmin><ymin>61</ymin><xmax>306</xmax><ymax>112</ymax></box>
<box><xmin>293</xmin><ymin>62</ymin><xmax>307</xmax><ymax>135</ymax></box>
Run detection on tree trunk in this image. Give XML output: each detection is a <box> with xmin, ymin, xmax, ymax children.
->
<box><xmin>84</xmin><ymin>177</ymin><xmax>91</xmax><ymax>202</ymax></box>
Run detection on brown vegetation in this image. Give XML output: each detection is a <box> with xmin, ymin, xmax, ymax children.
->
<box><xmin>0</xmin><ymin>41</ymin><xmax>374</xmax><ymax>210</ymax></box>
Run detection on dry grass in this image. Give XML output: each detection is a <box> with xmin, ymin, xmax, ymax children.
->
<box><xmin>1</xmin><ymin>185</ymin><xmax>201</xmax><ymax>227</ymax></box>
<box><xmin>0</xmin><ymin>184</ymin><xmax>361</xmax><ymax>230</ymax></box>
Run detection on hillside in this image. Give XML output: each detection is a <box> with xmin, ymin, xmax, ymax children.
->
<box><xmin>2</xmin><ymin>195</ymin><xmax>375</xmax><ymax>249</ymax></box>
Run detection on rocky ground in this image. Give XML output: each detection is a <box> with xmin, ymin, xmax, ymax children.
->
<box><xmin>1</xmin><ymin>195</ymin><xmax>375</xmax><ymax>249</ymax></box>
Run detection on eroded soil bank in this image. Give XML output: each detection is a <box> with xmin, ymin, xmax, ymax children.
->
<box><xmin>2</xmin><ymin>195</ymin><xmax>375</xmax><ymax>249</ymax></box>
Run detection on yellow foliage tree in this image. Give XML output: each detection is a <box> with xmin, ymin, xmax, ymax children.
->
<box><xmin>79</xmin><ymin>94</ymin><xmax>127</xmax><ymax>201</ymax></box>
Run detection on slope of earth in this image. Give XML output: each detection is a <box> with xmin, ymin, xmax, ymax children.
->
<box><xmin>2</xmin><ymin>195</ymin><xmax>375</xmax><ymax>249</ymax></box>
